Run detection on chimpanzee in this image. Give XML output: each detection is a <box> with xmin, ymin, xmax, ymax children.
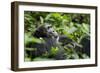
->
<box><xmin>25</xmin><ymin>23</ymin><xmax>82</xmax><ymax>60</ymax></box>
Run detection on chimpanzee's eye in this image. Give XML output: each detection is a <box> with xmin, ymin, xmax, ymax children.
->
<box><xmin>47</xmin><ymin>26</ymin><xmax>52</xmax><ymax>29</ymax></box>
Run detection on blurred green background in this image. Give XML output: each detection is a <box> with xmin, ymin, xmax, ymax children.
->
<box><xmin>24</xmin><ymin>11</ymin><xmax>90</xmax><ymax>61</ymax></box>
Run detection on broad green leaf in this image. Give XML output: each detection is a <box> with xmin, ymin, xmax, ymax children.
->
<box><xmin>40</xmin><ymin>16</ymin><xmax>44</xmax><ymax>24</ymax></box>
<box><xmin>67</xmin><ymin>27</ymin><xmax>77</xmax><ymax>34</ymax></box>
<box><xmin>25</xmin><ymin>48</ymin><xmax>37</xmax><ymax>51</ymax></box>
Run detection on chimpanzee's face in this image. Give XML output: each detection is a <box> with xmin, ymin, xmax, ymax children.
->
<box><xmin>44</xmin><ymin>24</ymin><xmax>58</xmax><ymax>38</ymax></box>
<box><xmin>33</xmin><ymin>24</ymin><xmax>58</xmax><ymax>38</ymax></box>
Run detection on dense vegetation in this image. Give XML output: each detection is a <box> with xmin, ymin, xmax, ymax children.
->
<box><xmin>24</xmin><ymin>11</ymin><xmax>90</xmax><ymax>61</ymax></box>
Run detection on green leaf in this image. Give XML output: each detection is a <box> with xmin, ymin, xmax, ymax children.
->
<box><xmin>40</xmin><ymin>16</ymin><xmax>44</xmax><ymax>24</ymax></box>
<box><xmin>82</xmin><ymin>54</ymin><xmax>89</xmax><ymax>59</ymax></box>
<box><xmin>33</xmin><ymin>57</ymin><xmax>53</xmax><ymax>61</ymax></box>
<box><xmin>50</xmin><ymin>47</ymin><xmax>59</xmax><ymax>56</ymax></box>
<box><xmin>82</xmin><ymin>23</ymin><xmax>89</xmax><ymax>31</ymax></box>
<box><xmin>67</xmin><ymin>27</ymin><xmax>77</xmax><ymax>34</ymax></box>
<box><xmin>25</xmin><ymin>33</ymin><xmax>45</xmax><ymax>45</ymax></box>
<box><xmin>25</xmin><ymin>48</ymin><xmax>37</xmax><ymax>51</ymax></box>
<box><xmin>25</xmin><ymin>57</ymin><xmax>31</xmax><ymax>61</ymax></box>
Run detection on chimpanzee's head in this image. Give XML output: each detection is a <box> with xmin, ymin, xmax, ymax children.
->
<box><xmin>33</xmin><ymin>23</ymin><xmax>58</xmax><ymax>38</ymax></box>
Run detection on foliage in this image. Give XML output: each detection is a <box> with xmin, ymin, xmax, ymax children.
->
<box><xmin>24</xmin><ymin>11</ymin><xmax>90</xmax><ymax>61</ymax></box>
